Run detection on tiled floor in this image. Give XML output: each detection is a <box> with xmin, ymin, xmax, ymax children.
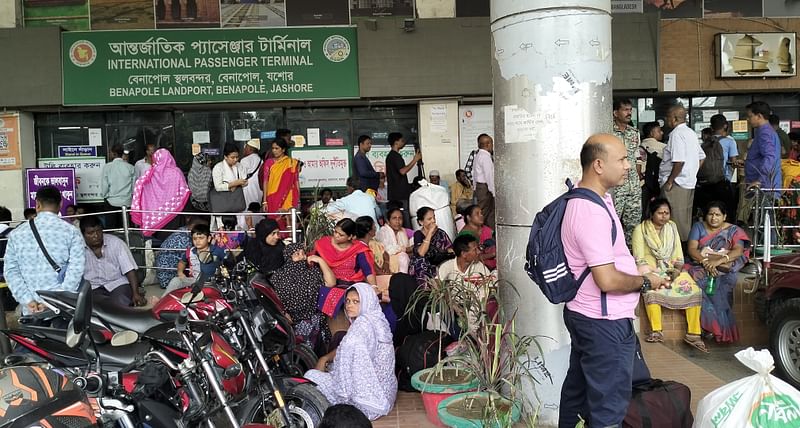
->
<box><xmin>372</xmin><ymin>337</ymin><xmax>728</xmax><ymax>427</ymax></box>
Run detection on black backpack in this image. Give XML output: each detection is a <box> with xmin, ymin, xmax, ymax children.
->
<box><xmin>697</xmin><ymin>135</ymin><xmax>726</xmax><ymax>185</ymax></box>
<box><xmin>640</xmin><ymin>145</ymin><xmax>662</xmax><ymax>196</ymax></box>
<box><xmin>395</xmin><ymin>331</ymin><xmax>454</xmax><ymax>392</ymax></box>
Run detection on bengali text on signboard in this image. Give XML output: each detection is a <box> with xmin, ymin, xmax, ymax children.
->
<box><xmin>62</xmin><ymin>27</ymin><xmax>359</xmax><ymax>105</ymax></box>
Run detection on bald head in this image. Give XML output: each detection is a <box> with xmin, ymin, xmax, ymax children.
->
<box><xmin>667</xmin><ymin>105</ymin><xmax>687</xmax><ymax>126</ymax></box>
<box><xmin>580</xmin><ymin>133</ymin><xmax>622</xmax><ymax>171</ymax></box>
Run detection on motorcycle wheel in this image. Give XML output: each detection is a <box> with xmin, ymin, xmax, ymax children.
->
<box><xmin>288</xmin><ymin>343</ymin><xmax>319</xmax><ymax>375</ymax></box>
<box><xmin>769</xmin><ymin>297</ymin><xmax>800</xmax><ymax>390</ymax></box>
<box><xmin>242</xmin><ymin>382</ymin><xmax>330</xmax><ymax>427</ymax></box>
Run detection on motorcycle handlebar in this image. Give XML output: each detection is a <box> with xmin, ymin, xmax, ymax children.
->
<box><xmin>176</xmin><ymin>309</ymin><xmax>189</xmax><ymax>328</ymax></box>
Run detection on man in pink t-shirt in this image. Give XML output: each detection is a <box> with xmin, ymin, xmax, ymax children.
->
<box><xmin>558</xmin><ymin>134</ymin><xmax>666</xmax><ymax>428</ymax></box>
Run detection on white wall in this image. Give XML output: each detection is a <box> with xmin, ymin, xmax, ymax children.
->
<box><xmin>0</xmin><ymin>112</ymin><xmax>35</xmax><ymax>220</ymax></box>
<box><xmin>418</xmin><ymin>100</ymin><xmax>461</xmax><ymax>188</ymax></box>
<box><xmin>0</xmin><ymin>0</ymin><xmax>19</xmax><ymax>28</ymax></box>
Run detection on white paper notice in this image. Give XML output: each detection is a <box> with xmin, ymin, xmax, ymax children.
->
<box><xmin>233</xmin><ymin>129</ymin><xmax>251</xmax><ymax>141</ymax></box>
<box><xmin>88</xmin><ymin>128</ymin><xmax>102</xmax><ymax>147</ymax></box>
<box><xmin>193</xmin><ymin>131</ymin><xmax>210</xmax><ymax>144</ymax></box>
<box><xmin>430</xmin><ymin>105</ymin><xmax>448</xmax><ymax>134</ymax></box>
<box><xmin>504</xmin><ymin>105</ymin><xmax>536</xmax><ymax>144</ymax></box>
<box><xmin>780</xmin><ymin>120</ymin><xmax>791</xmax><ymax>134</ymax></box>
<box><xmin>702</xmin><ymin>110</ymin><xmax>719</xmax><ymax>122</ymax></box>
<box><xmin>639</xmin><ymin>110</ymin><xmax>656</xmax><ymax>123</ymax></box>
<box><xmin>307</xmin><ymin>128</ymin><xmax>321</xmax><ymax>146</ymax></box>
<box><xmin>663</xmin><ymin>74</ymin><xmax>676</xmax><ymax>92</ymax></box>
<box><xmin>723</xmin><ymin>111</ymin><xmax>739</xmax><ymax>121</ymax></box>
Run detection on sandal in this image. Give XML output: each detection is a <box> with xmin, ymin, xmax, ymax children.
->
<box><xmin>684</xmin><ymin>334</ymin><xmax>710</xmax><ymax>353</ymax></box>
<box><xmin>645</xmin><ymin>331</ymin><xmax>664</xmax><ymax>343</ymax></box>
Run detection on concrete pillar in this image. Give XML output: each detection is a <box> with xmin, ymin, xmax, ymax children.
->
<box><xmin>491</xmin><ymin>0</ymin><xmax>612</xmax><ymax>425</ymax></box>
<box><xmin>0</xmin><ymin>112</ymin><xmax>36</xmax><ymax>220</ymax></box>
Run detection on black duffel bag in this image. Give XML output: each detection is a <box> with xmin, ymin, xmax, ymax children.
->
<box><xmin>623</xmin><ymin>378</ymin><xmax>693</xmax><ymax>428</ymax></box>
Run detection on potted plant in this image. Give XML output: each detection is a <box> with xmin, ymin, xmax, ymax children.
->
<box><xmin>407</xmin><ymin>275</ymin><xmax>544</xmax><ymax>428</ymax></box>
<box><xmin>302</xmin><ymin>186</ymin><xmax>334</xmax><ymax>250</ymax></box>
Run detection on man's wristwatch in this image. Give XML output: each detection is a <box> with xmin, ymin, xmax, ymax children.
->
<box><xmin>641</xmin><ymin>276</ymin><xmax>652</xmax><ymax>294</ymax></box>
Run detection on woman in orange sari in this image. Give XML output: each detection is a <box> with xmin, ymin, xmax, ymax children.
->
<box><xmin>261</xmin><ymin>139</ymin><xmax>301</xmax><ymax>214</ymax></box>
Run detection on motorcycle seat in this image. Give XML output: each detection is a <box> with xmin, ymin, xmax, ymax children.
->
<box><xmin>92</xmin><ymin>296</ymin><xmax>165</xmax><ymax>336</ymax></box>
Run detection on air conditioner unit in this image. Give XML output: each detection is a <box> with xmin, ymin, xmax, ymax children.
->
<box><xmin>715</xmin><ymin>32</ymin><xmax>796</xmax><ymax>78</ymax></box>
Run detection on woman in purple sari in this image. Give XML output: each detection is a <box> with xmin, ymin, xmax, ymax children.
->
<box><xmin>304</xmin><ymin>282</ymin><xmax>396</xmax><ymax>420</ymax></box>
<box><xmin>411</xmin><ymin>206</ymin><xmax>453</xmax><ymax>287</ymax></box>
<box><xmin>686</xmin><ymin>201</ymin><xmax>750</xmax><ymax>344</ymax></box>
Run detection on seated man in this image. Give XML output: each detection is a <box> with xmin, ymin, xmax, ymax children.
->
<box><xmin>325</xmin><ymin>176</ymin><xmax>379</xmax><ymax>224</ymax></box>
<box><xmin>81</xmin><ymin>215</ymin><xmax>146</xmax><ymax>307</ymax></box>
<box><xmin>437</xmin><ymin>234</ymin><xmax>493</xmax><ymax>283</ymax></box>
<box><xmin>164</xmin><ymin>223</ymin><xmax>225</xmax><ymax>294</ymax></box>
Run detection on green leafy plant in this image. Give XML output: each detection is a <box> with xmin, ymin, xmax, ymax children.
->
<box><xmin>407</xmin><ymin>275</ymin><xmax>546</xmax><ymax>427</ymax></box>
<box><xmin>301</xmin><ymin>186</ymin><xmax>334</xmax><ymax>251</ymax></box>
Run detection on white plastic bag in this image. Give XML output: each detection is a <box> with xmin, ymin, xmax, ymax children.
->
<box><xmin>694</xmin><ymin>347</ymin><xmax>800</xmax><ymax>427</ymax></box>
<box><xmin>409</xmin><ymin>180</ymin><xmax>455</xmax><ymax>241</ymax></box>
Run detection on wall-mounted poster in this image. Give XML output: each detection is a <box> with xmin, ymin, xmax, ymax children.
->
<box><xmin>286</xmin><ymin>0</ymin><xmax>349</xmax><ymax>26</ymax></box>
<box><xmin>23</xmin><ymin>0</ymin><xmax>90</xmax><ymax>30</ymax></box>
<box><xmin>643</xmin><ymin>0</ymin><xmax>702</xmax><ymax>19</ymax></box>
<box><xmin>716</xmin><ymin>32</ymin><xmax>797</xmax><ymax>78</ymax></box>
<box><xmin>704</xmin><ymin>0</ymin><xmax>762</xmax><ymax>18</ymax></box>
<box><xmin>90</xmin><ymin>0</ymin><xmax>155</xmax><ymax>29</ymax></box>
<box><xmin>455</xmin><ymin>0</ymin><xmax>488</xmax><ymax>17</ymax></box>
<box><xmin>154</xmin><ymin>0</ymin><xmax>220</xmax><ymax>28</ymax></box>
<box><xmin>765</xmin><ymin>1</ymin><xmax>800</xmax><ymax>18</ymax></box>
<box><xmin>351</xmin><ymin>0</ymin><xmax>413</xmax><ymax>17</ymax></box>
<box><xmin>0</xmin><ymin>113</ymin><xmax>22</xmax><ymax>171</ymax></box>
<box><xmin>222</xmin><ymin>0</ymin><xmax>286</xmax><ymax>28</ymax></box>
<box><xmin>611</xmin><ymin>0</ymin><xmax>643</xmax><ymax>14</ymax></box>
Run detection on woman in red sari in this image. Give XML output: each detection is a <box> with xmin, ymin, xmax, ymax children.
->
<box><xmin>261</xmin><ymin>139</ymin><xmax>301</xmax><ymax>215</ymax></box>
<box><xmin>315</xmin><ymin>218</ymin><xmax>377</xmax><ymax>318</ymax></box>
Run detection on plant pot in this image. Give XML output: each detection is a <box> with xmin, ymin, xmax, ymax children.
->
<box><xmin>411</xmin><ymin>367</ymin><xmax>479</xmax><ymax>428</ymax></box>
<box><xmin>437</xmin><ymin>391</ymin><xmax>521</xmax><ymax>428</ymax></box>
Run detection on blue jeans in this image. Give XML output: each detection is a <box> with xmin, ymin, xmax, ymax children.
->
<box><xmin>559</xmin><ymin>309</ymin><xmax>635</xmax><ymax>428</ymax></box>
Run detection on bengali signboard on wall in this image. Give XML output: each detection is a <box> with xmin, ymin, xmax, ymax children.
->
<box><xmin>26</xmin><ymin>168</ymin><xmax>77</xmax><ymax>216</ymax></box>
<box><xmin>62</xmin><ymin>28</ymin><xmax>359</xmax><ymax>105</ymax></box>
<box><xmin>290</xmin><ymin>146</ymin><xmax>351</xmax><ymax>189</ymax></box>
<box><xmin>37</xmin><ymin>157</ymin><xmax>105</xmax><ymax>202</ymax></box>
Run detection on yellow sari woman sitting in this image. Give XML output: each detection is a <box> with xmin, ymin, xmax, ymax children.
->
<box><xmin>632</xmin><ymin>198</ymin><xmax>707</xmax><ymax>353</ymax></box>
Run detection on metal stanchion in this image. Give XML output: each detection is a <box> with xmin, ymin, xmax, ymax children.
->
<box><xmin>121</xmin><ymin>206</ymin><xmax>131</xmax><ymax>248</ymax></box>
<box><xmin>290</xmin><ymin>208</ymin><xmax>298</xmax><ymax>244</ymax></box>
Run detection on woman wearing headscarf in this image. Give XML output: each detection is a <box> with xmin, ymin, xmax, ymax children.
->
<box><xmin>304</xmin><ymin>283</ymin><xmax>397</xmax><ymax>420</ymax></box>
<box><xmin>243</xmin><ymin>218</ymin><xmax>285</xmax><ymax>277</ymax></box>
<box><xmin>271</xmin><ymin>243</ymin><xmax>336</xmax><ymax>349</ymax></box>
<box><xmin>188</xmin><ymin>153</ymin><xmax>213</xmax><ymax>211</ymax></box>
<box><xmin>131</xmin><ymin>148</ymin><xmax>191</xmax><ymax>238</ymax></box>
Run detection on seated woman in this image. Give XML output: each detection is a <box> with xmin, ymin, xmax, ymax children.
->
<box><xmin>243</xmin><ymin>219</ymin><xmax>285</xmax><ymax>277</ymax></box>
<box><xmin>314</xmin><ymin>218</ymin><xmax>377</xmax><ymax>318</ymax></box>
<box><xmin>270</xmin><ymin>243</ymin><xmax>336</xmax><ymax>350</ymax></box>
<box><xmin>632</xmin><ymin>198</ymin><xmax>706</xmax><ymax>352</ymax></box>
<box><xmin>355</xmin><ymin>216</ymin><xmax>392</xmax><ymax>277</ymax></box>
<box><xmin>686</xmin><ymin>201</ymin><xmax>750</xmax><ymax>344</ymax></box>
<box><xmin>375</xmin><ymin>207</ymin><xmax>411</xmax><ymax>274</ymax></box>
<box><xmin>411</xmin><ymin>206</ymin><xmax>453</xmax><ymax>288</ymax></box>
<box><xmin>304</xmin><ymin>283</ymin><xmax>397</xmax><ymax>420</ymax></box>
<box><xmin>457</xmin><ymin>204</ymin><xmax>497</xmax><ymax>269</ymax></box>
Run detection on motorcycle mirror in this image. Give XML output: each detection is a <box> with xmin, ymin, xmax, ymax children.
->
<box><xmin>181</xmin><ymin>290</ymin><xmax>205</xmax><ymax>304</ymax></box>
<box><xmin>110</xmin><ymin>330</ymin><xmax>139</xmax><ymax>347</ymax></box>
<box><xmin>65</xmin><ymin>319</ymin><xmax>82</xmax><ymax>349</ymax></box>
<box><xmin>66</xmin><ymin>280</ymin><xmax>93</xmax><ymax>348</ymax></box>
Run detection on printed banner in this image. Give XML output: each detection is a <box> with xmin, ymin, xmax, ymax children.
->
<box><xmin>90</xmin><ymin>0</ymin><xmax>154</xmax><ymax>30</ymax></box>
<box><xmin>23</xmin><ymin>0</ymin><xmax>90</xmax><ymax>30</ymax></box>
<box><xmin>0</xmin><ymin>113</ymin><xmax>22</xmax><ymax>171</ymax></box>
<box><xmin>37</xmin><ymin>157</ymin><xmax>105</xmax><ymax>202</ymax></box>
<box><xmin>357</xmin><ymin>146</ymin><xmax>416</xmax><ymax>184</ymax></box>
<box><xmin>26</xmin><ymin>168</ymin><xmax>77</xmax><ymax>216</ymax></box>
<box><xmin>611</xmin><ymin>0</ymin><xmax>642</xmax><ymax>14</ymax></box>
<box><xmin>644</xmin><ymin>0</ymin><xmax>702</xmax><ymax>19</ymax></box>
<box><xmin>286</xmin><ymin>0</ymin><xmax>349</xmax><ymax>26</ymax></box>
<box><xmin>290</xmin><ymin>147</ymin><xmax>351</xmax><ymax>189</ymax></box>
<box><xmin>62</xmin><ymin>27</ymin><xmax>359</xmax><ymax>105</ymax></box>
<box><xmin>222</xmin><ymin>1</ymin><xmax>286</xmax><ymax>27</ymax></box>
<box><xmin>352</xmin><ymin>0</ymin><xmax>413</xmax><ymax>17</ymax></box>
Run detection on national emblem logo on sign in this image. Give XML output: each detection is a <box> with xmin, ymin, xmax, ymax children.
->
<box><xmin>323</xmin><ymin>35</ymin><xmax>350</xmax><ymax>63</ymax></box>
<box><xmin>69</xmin><ymin>40</ymin><xmax>97</xmax><ymax>68</ymax></box>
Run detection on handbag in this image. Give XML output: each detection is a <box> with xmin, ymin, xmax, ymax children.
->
<box><xmin>208</xmin><ymin>162</ymin><xmax>260</xmax><ymax>213</ymax></box>
<box><xmin>29</xmin><ymin>218</ymin><xmax>68</xmax><ymax>284</ymax></box>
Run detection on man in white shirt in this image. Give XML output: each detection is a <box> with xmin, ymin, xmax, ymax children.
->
<box><xmin>239</xmin><ymin>139</ymin><xmax>263</xmax><ymax>229</ymax></box>
<box><xmin>134</xmin><ymin>142</ymin><xmax>156</xmax><ymax>182</ymax></box>
<box><xmin>658</xmin><ymin>105</ymin><xmax>706</xmax><ymax>241</ymax></box>
<box><xmin>437</xmin><ymin>234</ymin><xmax>493</xmax><ymax>283</ymax></box>
<box><xmin>472</xmin><ymin>134</ymin><xmax>495</xmax><ymax>228</ymax></box>
<box><xmin>326</xmin><ymin>176</ymin><xmax>379</xmax><ymax>224</ymax></box>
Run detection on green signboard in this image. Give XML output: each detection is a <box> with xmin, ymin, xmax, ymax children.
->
<box><xmin>62</xmin><ymin>27</ymin><xmax>359</xmax><ymax>106</ymax></box>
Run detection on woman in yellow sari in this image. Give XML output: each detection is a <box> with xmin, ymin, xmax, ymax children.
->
<box><xmin>632</xmin><ymin>198</ymin><xmax>707</xmax><ymax>353</ymax></box>
<box><xmin>261</xmin><ymin>139</ymin><xmax>301</xmax><ymax>214</ymax></box>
